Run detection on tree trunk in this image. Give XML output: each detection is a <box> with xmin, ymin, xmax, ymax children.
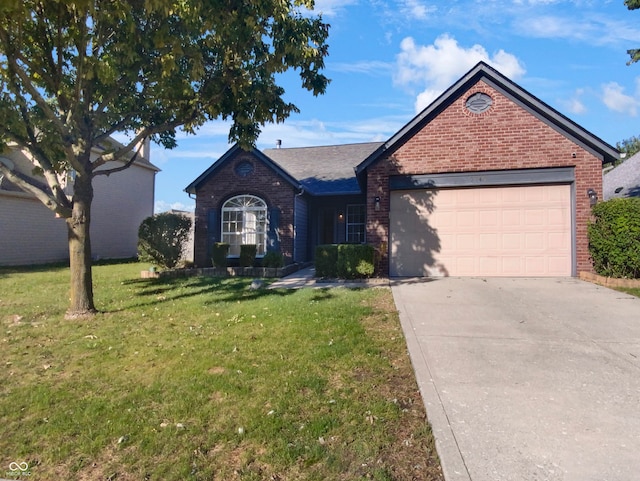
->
<box><xmin>65</xmin><ymin>173</ymin><xmax>96</xmax><ymax>319</ymax></box>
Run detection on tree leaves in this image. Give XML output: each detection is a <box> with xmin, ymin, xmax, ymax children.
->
<box><xmin>626</xmin><ymin>0</ymin><xmax>640</xmax><ymax>64</ymax></box>
<box><xmin>1</xmin><ymin>0</ymin><xmax>330</xmax><ymax>172</ymax></box>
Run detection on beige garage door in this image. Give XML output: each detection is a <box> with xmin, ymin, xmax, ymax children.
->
<box><xmin>390</xmin><ymin>185</ymin><xmax>572</xmax><ymax>277</ymax></box>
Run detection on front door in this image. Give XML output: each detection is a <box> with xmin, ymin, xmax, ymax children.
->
<box><xmin>318</xmin><ymin>208</ymin><xmax>335</xmax><ymax>244</ymax></box>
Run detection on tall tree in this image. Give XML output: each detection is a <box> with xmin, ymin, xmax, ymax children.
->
<box><xmin>626</xmin><ymin>0</ymin><xmax>640</xmax><ymax>63</ymax></box>
<box><xmin>616</xmin><ymin>135</ymin><xmax>640</xmax><ymax>158</ymax></box>
<box><xmin>0</xmin><ymin>0</ymin><xmax>329</xmax><ymax>318</ymax></box>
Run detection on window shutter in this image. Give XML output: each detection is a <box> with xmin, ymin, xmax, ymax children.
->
<box><xmin>207</xmin><ymin>209</ymin><xmax>218</xmax><ymax>260</ymax></box>
<box><xmin>267</xmin><ymin>207</ymin><xmax>280</xmax><ymax>252</ymax></box>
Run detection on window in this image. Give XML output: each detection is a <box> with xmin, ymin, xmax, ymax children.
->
<box><xmin>222</xmin><ymin>195</ymin><xmax>268</xmax><ymax>256</ymax></box>
<box><xmin>346</xmin><ymin>204</ymin><xmax>366</xmax><ymax>244</ymax></box>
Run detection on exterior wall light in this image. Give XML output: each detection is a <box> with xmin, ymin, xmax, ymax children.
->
<box><xmin>374</xmin><ymin>196</ymin><xmax>381</xmax><ymax>212</ymax></box>
<box><xmin>587</xmin><ymin>188</ymin><xmax>598</xmax><ymax>207</ymax></box>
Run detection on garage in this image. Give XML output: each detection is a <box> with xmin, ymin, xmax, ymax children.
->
<box><xmin>390</xmin><ymin>184</ymin><xmax>572</xmax><ymax>277</ymax></box>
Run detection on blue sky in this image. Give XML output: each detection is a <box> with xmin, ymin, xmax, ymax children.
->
<box><xmin>150</xmin><ymin>0</ymin><xmax>640</xmax><ymax>213</ymax></box>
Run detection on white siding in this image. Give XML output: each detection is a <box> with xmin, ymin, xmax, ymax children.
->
<box><xmin>0</xmin><ymin>148</ymin><xmax>157</xmax><ymax>266</ymax></box>
<box><xmin>91</xmin><ymin>162</ymin><xmax>156</xmax><ymax>260</ymax></box>
<box><xmin>0</xmin><ymin>191</ymin><xmax>69</xmax><ymax>265</ymax></box>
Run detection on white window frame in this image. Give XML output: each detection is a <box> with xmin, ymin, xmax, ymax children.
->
<box><xmin>221</xmin><ymin>195</ymin><xmax>268</xmax><ymax>257</ymax></box>
<box><xmin>346</xmin><ymin>204</ymin><xmax>366</xmax><ymax>244</ymax></box>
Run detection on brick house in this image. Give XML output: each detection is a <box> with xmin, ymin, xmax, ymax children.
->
<box><xmin>186</xmin><ymin>62</ymin><xmax>619</xmax><ymax>277</ymax></box>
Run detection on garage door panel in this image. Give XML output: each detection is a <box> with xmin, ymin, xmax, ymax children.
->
<box><xmin>390</xmin><ymin>185</ymin><xmax>572</xmax><ymax>277</ymax></box>
<box><xmin>479</xmin><ymin>233</ymin><xmax>498</xmax><ymax>249</ymax></box>
<box><xmin>502</xmin><ymin>210</ymin><xmax>522</xmax><ymax>226</ymax></box>
<box><xmin>524</xmin><ymin>209</ymin><xmax>545</xmax><ymax>226</ymax></box>
<box><xmin>502</xmin><ymin>233</ymin><xmax>521</xmax><ymax>250</ymax></box>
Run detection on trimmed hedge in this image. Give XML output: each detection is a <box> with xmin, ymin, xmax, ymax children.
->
<box><xmin>315</xmin><ymin>244</ymin><xmax>375</xmax><ymax>279</ymax></box>
<box><xmin>315</xmin><ymin>245</ymin><xmax>338</xmax><ymax>277</ymax></box>
<box><xmin>239</xmin><ymin>244</ymin><xmax>258</xmax><ymax>267</ymax></box>
<box><xmin>138</xmin><ymin>212</ymin><xmax>192</xmax><ymax>269</ymax></box>
<box><xmin>337</xmin><ymin>244</ymin><xmax>375</xmax><ymax>279</ymax></box>
<box><xmin>211</xmin><ymin>242</ymin><xmax>230</xmax><ymax>268</ymax></box>
<box><xmin>588</xmin><ymin>197</ymin><xmax>640</xmax><ymax>278</ymax></box>
<box><xmin>262</xmin><ymin>250</ymin><xmax>284</xmax><ymax>268</ymax></box>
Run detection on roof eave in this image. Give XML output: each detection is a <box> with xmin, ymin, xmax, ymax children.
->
<box><xmin>185</xmin><ymin>144</ymin><xmax>301</xmax><ymax>195</ymax></box>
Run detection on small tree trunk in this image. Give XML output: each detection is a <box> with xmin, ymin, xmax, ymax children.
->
<box><xmin>65</xmin><ymin>173</ymin><xmax>96</xmax><ymax>319</ymax></box>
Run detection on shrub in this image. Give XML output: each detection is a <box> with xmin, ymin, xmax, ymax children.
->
<box><xmin>211</xmin><ymin>243</ymin><xmax>230</xmax><ymax>268</ymax></box>
<box><xmin>315</xmin><ymin>244</ymin><xmax>338</xmax><ymax>277</ymax></box>
<box><xmin>337</xmin><ymin>244</ymin><xmax>375</xmax><ymax>279</ymax></box>
<box><xmin>138</xmin><ymin>213</ymin><xmax>192</xmax><ymax>269</ymax></box>
<box><xmin>262</xmin><ymin>250</ymin><xmax>284</xmax><ymax>268</ymax></box>
<box><xmin>588</xmin><ymin>198</ymin><xmax>640</xmax><ymax>278</ymax></box>
<box><xmin>239</xmin><ymin>244</ymin><xmax>257</xmax><ymax>267</ymax></box>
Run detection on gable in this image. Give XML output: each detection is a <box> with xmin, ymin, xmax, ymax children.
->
<box><xmin>185</xmin><ymin>145</ymin><xmax>300</xmax><ymax>195</ymax></box>
<box><xmin>357</xmin><ymin>62</ymin><xmax>619</xmax><ymax>175</ymax></box>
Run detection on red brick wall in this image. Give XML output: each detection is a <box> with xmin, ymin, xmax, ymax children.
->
<box><xmin>193</xmin><ymin>150</ymin><xmax>296</xmax><ymax>266</ymax></box>
<box><xmin>366</xmin><ymin>80</ymin><xmax>603</xmax><ymax>275</ymax></box>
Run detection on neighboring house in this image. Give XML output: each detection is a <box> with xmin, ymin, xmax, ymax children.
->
<box><xmin>0</xmin><ymin>140</ymin><xmax>159</xmax><ymax>266</ymax></box>
<box><xmin>186</xmin><ymin>62</ymin><xmax>619</xmax><ymax>277</ymax></box>
<box><xmin>603</xmin><ymin>152</ymin><xmax>640</xmax><ymax>200</ymax></box>
<box><xmin>168</xmin><ymin>209</ymin><xmax>195</xmax><ymax>263</ymax></box>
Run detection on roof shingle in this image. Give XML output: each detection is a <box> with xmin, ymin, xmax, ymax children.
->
<box><xmin>603</xmin><ymin>152</ymin><xmax>640</xmax><ymax>200</ymax></box>
<box><xmin>263</xmin><ymin>142</ymin><xmax>383</xmax><ymax>195</ymax></box>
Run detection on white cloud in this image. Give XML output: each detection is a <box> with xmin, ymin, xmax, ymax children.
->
<box><xmin>394</xmin><ymin>34</ymin><xmax>526</xmax><ymax>112</ymax></box>
<box><xmin>399</xmin><ymin>0</ymin><xmax>437</xmax><ymax>20</ymax></box>
<box><xmin>309</xmin><ymin>0</ymin><xmax>359</xmax><ymax>17</ymax></box>
<box><xmin>567</xmin><ymin>98</ymin><xmax>587</xmax><ymax>115</ymax></box>
<box><xmin>602</xmin><ymin>81</ymin><xmax>640</xmax><ymax>116</ymax></box>
<box><xmin>154</xmin><ymin>200</ymin><xmax>195</xmax><ymax>214</ymax></box>
<box><xmin>256</xmin><ymin>115</ymin><xmax>407</xmax><ymax>148</ymax></box>
<box><xmin>330</xmin><ymin>60</ymin><xmax>394</xmax><ymax>75</ymax></box>
<box><xmin>515</xmin><ymin>14</ymin><xmax>640</xmax><ymax>46</ymax></box>
<box><xmin>560</xmin><ymin>88</ymin><xmax>587</xmax><ymax>115</ymax></box>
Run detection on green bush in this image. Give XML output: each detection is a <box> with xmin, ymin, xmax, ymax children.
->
<box><xmin>138</xmin><ymin>212</ymin><xmax>192</xmax><ymax>269</ymax></box>
<box><xmin>315</xmin><ymin>244</ymin><xmax>338</xmax><ymax>277</ymax></box>
<box><xmin>239</xmin><ymin>244</ymin><xmax>257</xmax><ymax>267</ymax></box>
<box><xmin>211</xmin><ymin>242</ymin><xmax>230</xmax><ymax>268</ymax></box>
<box><xmin>337</xmin><ymin>244</ymin><xmax>375</xmax><ymax>279</ymax></box>
<box><xmin>588</xmin><ymin>198</ymin><xmax>640</xmax><ymax>278</ymax></box>
<box><xmin>262</xmin><ymin>250</ymin><xmax>284</xmax><ymax>268</ymax></box>
<box><xmin>315</xmin><ymin>244</ymin><xmax>375</xmax><ymax>279</ymax></box>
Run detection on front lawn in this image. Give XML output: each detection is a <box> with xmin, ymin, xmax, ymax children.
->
<box><xmin>0</xmin><ymin>262</ymin><xmax>443</xmax><ymax>480</ymax></box>
<box><xmin>617</xmin><ymin>287</ymin><xmax>640</xmax><ymax>297</ymax></box>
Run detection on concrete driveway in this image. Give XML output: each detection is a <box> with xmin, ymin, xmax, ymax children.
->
<box><xmin>391</xmin><ymin>277</ymin><xmax>640</xmax><ymax>481</ymax></box>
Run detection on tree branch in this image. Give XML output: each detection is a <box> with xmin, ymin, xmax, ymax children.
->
<box><xmin>0</xmin><ymin>30</ymin><xmax>72</xmax><ymax>146</ymax></box>
<box><xmin>0</xmin><ymin>162</ymin><xmax>72</xmax><ymax>218</ymax></box>
<box><xmin>92</xmin><ymin>148</ymin><xmax>141</xmax><ymax>177</ymax></box>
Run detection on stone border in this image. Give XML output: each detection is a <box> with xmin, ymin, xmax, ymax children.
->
<box><xmin>579</xmin><ymin>271</ymin><xmax>640</xmax><ymax>289</ymax></box>
<box><xmin>141</xmin><ymin>263</ymin><xmax>304</xmax><ymax>280</ymax></box>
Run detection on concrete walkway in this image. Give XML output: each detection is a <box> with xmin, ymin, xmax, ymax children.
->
<box><xmin>392</xmin><ymin>277</ymin><xmax>640</xmax><ymax>481</ymax></box>
<box><xmin>268</xmin><ymin>266</ymin><xmax>389</xmax><ymax>289</ymax></box>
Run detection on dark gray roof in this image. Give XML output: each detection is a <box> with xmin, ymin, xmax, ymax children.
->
<box><xmin>603</xmin><ymin>152</ymin><xmax>640</xmax><ymax>200</ymax></box>
<box><xmin>263</xmin><ymin>142</ymin><xmax>383</xmax><ymax>195</ymax></box>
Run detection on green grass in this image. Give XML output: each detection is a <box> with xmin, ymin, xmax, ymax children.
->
<box><xmin>0</xmin><ymin>262</ymin><xmax>442</xmax><ymax>481</ymax></box>
<box><xmin>617</xmin><ymin>287</ymin><xmax>640</xmax><ymax>297</ymax></box>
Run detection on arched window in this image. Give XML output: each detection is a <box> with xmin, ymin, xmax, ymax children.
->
<box><xmin>221</xmin><ymin>195</ymin><xmax>268</xmax><ymax>256</ymax></box>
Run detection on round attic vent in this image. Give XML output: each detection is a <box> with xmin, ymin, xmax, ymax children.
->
<box><xmin>235</xmin><ymin>160</ymin><xmax>254</xmax><ymax>177</ymax></box>
<box><xmin>465</xmin><ymin>92</ymin><xmax>493</xmax><ymax>114</ymax></box>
